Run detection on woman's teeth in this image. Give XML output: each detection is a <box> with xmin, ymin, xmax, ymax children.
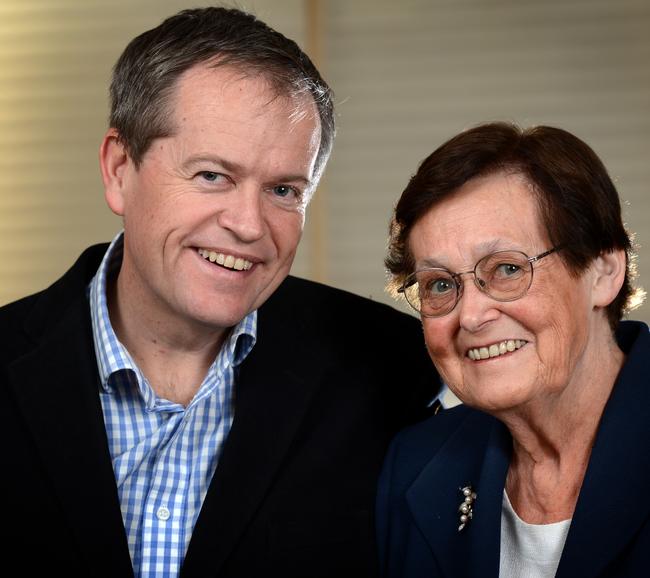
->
<box><xmin>467</xmin><ymin>339</ymin><xmax>527</xmax><ymax>360</ymax></box>
<box><xmin>198</xmin><ymin>248</ymin><xmax>253</xmax><ymax>271</ymax></box>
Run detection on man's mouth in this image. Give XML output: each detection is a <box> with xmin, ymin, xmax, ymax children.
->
<box><xmin>198</xmin><ymin>248</ymin><xmax>253</xmax><ymax>271</ymax></box>
<box><xmin>467</xmin><ymin>339</ymin><xmax>527</xmax><ymax>360</ymax></box>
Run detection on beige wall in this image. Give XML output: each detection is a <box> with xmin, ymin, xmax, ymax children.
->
<box><xmin>2</xmin><ymin>0</ymin><xmax>649</xmax><ymax>322</ymax></box>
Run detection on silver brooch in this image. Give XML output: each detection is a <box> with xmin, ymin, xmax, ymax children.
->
<box><xmin>457</xmin><ymin>485</ymin><xmax>477</xmax><ymax>532</ymax></box>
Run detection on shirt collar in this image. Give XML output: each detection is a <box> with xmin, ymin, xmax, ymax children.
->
<box><xmin>88</xmin><ymin>231</ymin><xmax>257</xmax><ymax>395</ymax></box>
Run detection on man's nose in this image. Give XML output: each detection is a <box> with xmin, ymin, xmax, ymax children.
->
<box><xmin>217</xmin><ymin>186</ymin><xmax>265</xmax><ymax>243</ymax></box>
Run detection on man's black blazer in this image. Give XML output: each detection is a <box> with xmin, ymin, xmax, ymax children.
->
<box><xmin>1</xmin><ymin>244</ymin><xmax>439</xmax><ymax>577</ymax></box>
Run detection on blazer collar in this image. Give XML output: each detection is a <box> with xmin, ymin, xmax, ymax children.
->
<box><xmin>8</xmin><ymin>260</ymin><xmax>133</xmax><ymax>577</ymax></box>
<box><xmin>557</xmin><ymin>321</ymin><xmax>650</xmax><ymax>576</ymax></box>
<box><xmin>182</xmin><ymin>277</ymin><xmax>332</xmax><ymax>576</ymax></box>
<box><xmin>407</xmin><ymin>412</ymin><xmax>510</xmax><ymax>578</ymax></box>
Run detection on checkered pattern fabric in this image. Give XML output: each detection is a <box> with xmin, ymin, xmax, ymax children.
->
<box><xmin>89</xmin><ymin>233</ymin><xmax>256</xmax><ymax>577</ymax></box>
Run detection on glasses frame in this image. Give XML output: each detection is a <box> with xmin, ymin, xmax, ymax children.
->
<box><xmin>399</xmin><ymin>247</ymin><xmax>561</xmax><ymax>317</ymax></box>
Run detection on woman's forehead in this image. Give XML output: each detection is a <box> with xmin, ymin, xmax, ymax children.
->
<box><xmin>408</xmin><ymin>173</ymin><xmax>549</xmax><ymax>263</ymax></box>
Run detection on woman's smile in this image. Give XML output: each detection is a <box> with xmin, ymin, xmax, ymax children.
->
<box><xmin>466</xmin><ymin>339</ymin><xmax>528</xmax><ymax>360</ymax></box>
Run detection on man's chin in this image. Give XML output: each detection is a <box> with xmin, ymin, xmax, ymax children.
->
<box><xmin>188</xmin><ymin>306</ymin><xmax>255</xmax><ymax>332</ymax></box>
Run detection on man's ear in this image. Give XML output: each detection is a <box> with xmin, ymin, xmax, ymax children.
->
<box><xmin>99</xmin><ymin>128</ymin><xmax>131</xmax><ymax>217</ymax></box>
<box><xmin>592</xmin><ymin>249</ymin><xmax>626</xmax><ymax>308</ymax></box>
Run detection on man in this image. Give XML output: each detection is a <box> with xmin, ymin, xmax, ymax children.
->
<box><xmin>1</xmin><ymin>7</ymin><xmax>439</xmax><ymax>577</ymax></box>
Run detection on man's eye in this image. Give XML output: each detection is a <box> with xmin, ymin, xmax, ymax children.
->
<box><xmin>198</xmin><ymin>171</ymin><xmax>224</xmax><ymax>183</ymax></box>
<box><xmin>273</xmin><ymin>184</ymin><xmax>298</xmax><ymax>198</ymax></box>
<box><xmin>270</xmin><ymin>185</ymin><xmax>304</xmax><ymax>207</ymax></box>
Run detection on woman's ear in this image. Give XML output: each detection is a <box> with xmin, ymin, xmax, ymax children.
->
<box><xmin>591</xmin><ymin>249</ymin><xmax>627</xmax><ymax>308</ymax></box>
<box><xmin>99</xmin><ymin>128</ymin><xmax>130</xmax><ymax>216</ymax></box>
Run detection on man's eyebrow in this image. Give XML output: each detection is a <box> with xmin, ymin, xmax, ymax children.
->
<box><xmin>277</xmin><ymin>174</ymin><xmax>313</xmax><ymax>187</ymax></box>
<box><xmin>182</xmin><ymin>155</ymin><xmax>313</xmax><ymax>187</ymax></box>
<box><xmin>182</xmin><ymin>155</ymin><xmax>243</xmax><ymax>174</ymax></box>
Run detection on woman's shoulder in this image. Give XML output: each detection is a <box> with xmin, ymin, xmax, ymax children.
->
<box><xmin>383</xmin><ymin>403</ymin><xmax>496</xmax><ymax>479</ymax></box>
<box><xmin>399</xmin><ymin>401</ymin><xmax>493</xmax><ymax>440</ymax></box>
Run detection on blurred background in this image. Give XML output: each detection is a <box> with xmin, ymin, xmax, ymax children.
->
<box><xmin>1</xmin><ymin>0</ymin><xmax>649</xmax><ymax>321</ymax></box>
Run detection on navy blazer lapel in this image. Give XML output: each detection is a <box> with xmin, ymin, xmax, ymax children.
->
<box><xmin>182</xmin><ymin>285</ymin><xmax>329</xmax><ymax>577</ymax></box>
<box><xmin>466</xmin><ymin>421</ymin><xmax>511</xmax><ymax>577</ymax></box>
<box><xmin>8</xmin><ymin>290</ymin><xmax>133</xmax><ymax>577</ymax></box>
<box><xmin>557</xmin><ymin>323</ymin><xmax>650</xmax><ymax>577</ymax></box>
<box><xmin>407</xmin><ymin>412</ymin><xmax>510</xmax><ymax>577</ymax></box>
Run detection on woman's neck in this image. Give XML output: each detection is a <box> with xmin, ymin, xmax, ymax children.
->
<box><xmin>500</xmin><ymin>330</ymin><xmax>625</xmax><ymax>524</ymax></box>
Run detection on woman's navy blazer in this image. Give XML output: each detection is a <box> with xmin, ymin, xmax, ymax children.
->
<box><xmin>377</xmin><ymin>321</ymin><xmax>650</xmax><ymax>578</ymax></box>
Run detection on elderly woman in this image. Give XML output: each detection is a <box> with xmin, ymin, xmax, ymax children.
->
<box><xmin>376</xmin><ymin>122</ymin><xmax>649</xmax><ymax>577</ymax></box>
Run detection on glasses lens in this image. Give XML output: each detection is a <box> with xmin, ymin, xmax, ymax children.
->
<box><xmin>477</xmin><ymin>251</ymin><xmax>532</xmax><ymax>301</ymax></box>
<box><xmin>405</xmin><ymin>269</ymin><xmax>458</xmax><ymax>316</ymax></box>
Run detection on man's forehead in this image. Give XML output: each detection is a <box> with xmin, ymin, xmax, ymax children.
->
<box><xmin>172</xmin><ymin>60</ymin><xmax>319</xmax><ymax>121</ymax></box>
<box><xmin>157</xmin><ymin>61</ymin><xmax>320</xmax><ymax>169</ymax></box>
<box><xmin>156</xmin><ymin>64</ymin><xmax>320</xmax><ymax>161</ymax></box>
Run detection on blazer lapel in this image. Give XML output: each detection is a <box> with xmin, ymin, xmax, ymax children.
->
<box><xmin>407</xmin><ymin>413</ymin><xmax>510</xmax><ymax>577</ymax></box>
<box><xmin>8</xmin><ymin>292</ymin><xmax>133</xmax><ymax>577</ymax></box>
<box><xmin>182</xmin><ymin>290</ymin><xmax>329</xmax><ymax>577</ymax></box>
<box><xmin>557</xmin><ymin>324</ymin><xmax>650</xmax><ymax>577</ymax></box>
<box><xmin>466</xmin><ymin>422</ymin><xmax>511</xmax><ymax>577</ymax></box>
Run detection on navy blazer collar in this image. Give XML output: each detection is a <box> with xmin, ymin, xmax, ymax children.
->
<box><xmin>557</xmin><ymin>321</ymin><xmax>650</xmax><ymax>576</ymax></box>
<box><xmin>406</xmin><ymin>321</ymin><xmax>650</xmax><ymax>578</ymax></box>
<box><xmin>406</xmin><ymin>411</ymin><xmax>510</xmax><ymax>577</ymax></box>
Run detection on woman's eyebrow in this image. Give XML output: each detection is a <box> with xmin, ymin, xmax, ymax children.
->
<box><xmin>416</xmin><ymin>257</ymin><xmax>449</xmax><ymax>269</ymax></box>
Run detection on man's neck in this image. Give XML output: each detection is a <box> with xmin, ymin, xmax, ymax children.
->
<box><xmin>107</xmin><ymin>272</ymin><xmax>229</xmax><ymax>406</ymax></box>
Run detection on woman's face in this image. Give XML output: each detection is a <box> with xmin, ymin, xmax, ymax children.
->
<box><xmin>409</xmin><ymin>171</ymin><xmax>600</xmax><ymax>414</ymax></box>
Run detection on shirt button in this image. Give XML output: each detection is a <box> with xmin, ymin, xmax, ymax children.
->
<box><xmin>156</xmin><ymin>506</ymin><xmax>171</xmax><ymax>521</ymax></box>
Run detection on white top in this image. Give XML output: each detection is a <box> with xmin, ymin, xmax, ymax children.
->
<box><xmin>436</xmin><ymin>382</ymin><xmax>462</xmax><ymax>409</ymax></box>
<box><xmin>499</xmin><ymin>491</ymin><xmax>572</xmax><ymax>577</ymax></box>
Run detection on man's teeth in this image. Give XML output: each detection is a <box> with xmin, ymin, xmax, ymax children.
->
<box><xmin>467</xmin><ymin>340</ymin><xmax>527</xmax><ymax>361</ymax></box>
<box><xmin>197</xmin><ymin>248</ymin><xmax>253</xmax><ymax>271</ymax></box>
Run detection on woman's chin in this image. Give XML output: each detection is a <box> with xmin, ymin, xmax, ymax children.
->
<box><xmin>451</xmin><ymin>381</ymin><xmax>535</xmax><ymax>415</ymax></box>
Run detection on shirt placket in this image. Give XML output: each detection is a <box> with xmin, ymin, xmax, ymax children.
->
<box><xmin>139</xmin><ymin>410</ymin><xmax>190</xmax><ymax>578</ymax></box>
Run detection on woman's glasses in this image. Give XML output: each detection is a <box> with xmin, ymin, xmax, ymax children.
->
<box><xmin>399</xmin><ymin>248</ymin><xmax>560</xmax><ymax>317</ymax></box>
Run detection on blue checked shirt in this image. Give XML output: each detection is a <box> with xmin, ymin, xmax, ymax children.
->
<box><xmin>88</xmin><ymin>232</ymin><xmax>257</xmax><ymax>577</ymax></box>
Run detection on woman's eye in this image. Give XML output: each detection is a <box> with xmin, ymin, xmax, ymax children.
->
<box><xmin>496</xmin><ymin>263</ymin><xmax>522</xmax><ymax>277</ymax></box>
<box><xmin>426</xmin><ymin>277</ymin><xmax>455</xmax><ymax>295</ymax></box>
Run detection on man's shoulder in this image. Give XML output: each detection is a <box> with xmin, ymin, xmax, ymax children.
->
<box><xmin>0</xmin><ymin>243</ymin><xmax>107</xmax><ymax>313</ymax></box>
<box><xmin>255</xmin><ymin>276</ymin><xmax>441</xmax><ymax>427</ymax></box>
<box><xmin>260</xmin><ymin>275</ymin><xmax>429</xmax><ymax>362</ymax></box>
<box><xmin>0</xmin><ymin>244</ymin><xmax>108</xmax><ymax>355</ymax></box>
<box><xmin>267</xmin><ymin>275</ymin><xmax>420</xmax><ymax>328</ymax></box>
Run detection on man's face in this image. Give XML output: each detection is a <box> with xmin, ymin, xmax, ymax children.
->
<box><xmin>102</xmin><ymin>63</ymin><xmax>321</xmax><ymax>336</ymax></box>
